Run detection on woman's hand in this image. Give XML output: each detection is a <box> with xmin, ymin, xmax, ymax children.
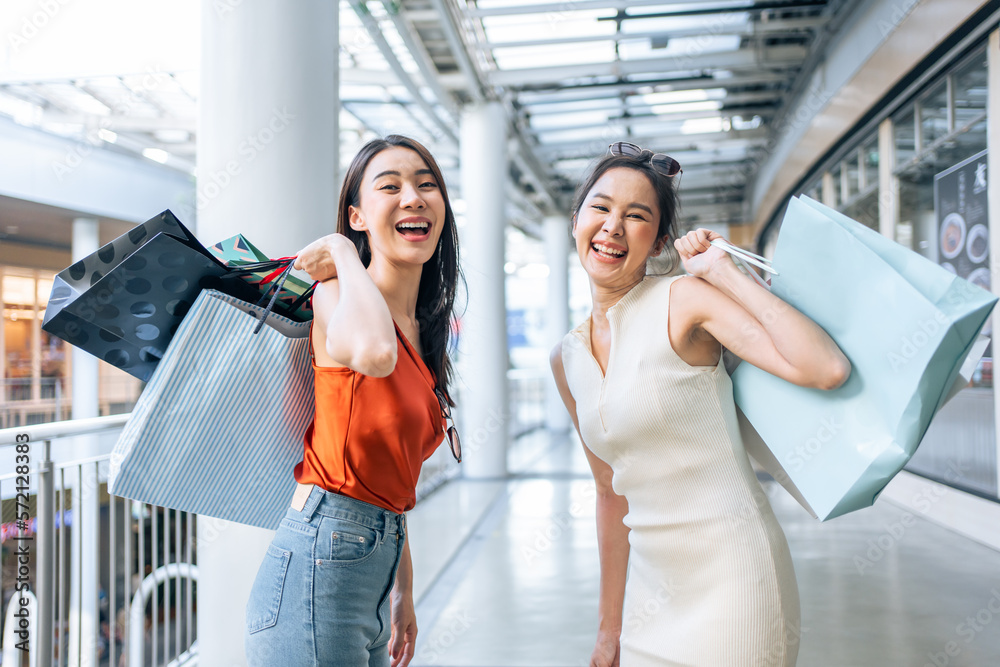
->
<box><xmin>590</xmin><ymin>630</ymin><xmax>621</xmax><ymax>667</ymax></box>
<box><xmin>293</xmin><ymin>233</ymin><xmax>358</xmax><ymax>282</ymax></box>
<box><xmin>673</xmin><ymin>228</ymin><xmax>730</xmax><ymax>279</ymax></box>
<box><xmin>389</xmin><ymin>591</ymin><xmax>417</xmax><ymax>667</ymax></box>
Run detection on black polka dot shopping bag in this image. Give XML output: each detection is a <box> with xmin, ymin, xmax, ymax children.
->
<box><xmin>40</xmin><ymin>210</ymin><xmax>306</xmax><ymax>381</ymax></box>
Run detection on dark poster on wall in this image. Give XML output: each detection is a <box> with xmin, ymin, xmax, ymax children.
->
<box><xmin>934</xmin><ymin>148</ymin><xmax>991</xmax><ymax>384</ymax></box>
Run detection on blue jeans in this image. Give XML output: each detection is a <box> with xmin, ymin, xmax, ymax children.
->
<box><xmin>244</xmin><ymin>485</ymin><xmax>406</xmax><ymax>667</ymax></box>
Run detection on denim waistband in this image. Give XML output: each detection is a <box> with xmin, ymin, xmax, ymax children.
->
<box><xmin>296</xmin><ymin>484</ymin><xmax>405</xmax><ymax>535</ymax></box>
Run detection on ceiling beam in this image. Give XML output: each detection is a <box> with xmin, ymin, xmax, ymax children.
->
<box><xmin>465</xmin><ymin>0</ymin><xmax>752</xmax><ymax>19</ymax></box>
<box><xmin>538</xmin><ymin>127</ymin><xmax>768</xmax><ymax>158</ymax></box>
<box><xmin>514</xmin><ymin>72</ymin><xmax>789</xmax><ymax>103</ymax></box>
<box><xmin>486</xmin><ymin>46</ymin><xmax>808</xmax><ymax>88</ymax></box>
<box><xmin>427</xmin><ymin>0</ymin><xmax>486</xmax><ymax>101</ymax></box>
<box><xmin>523</xmin><ymin>90</ymin><xmax>784</xmax><ymax>116</ymax></box>
<box><xmin>528</xmin><ymin>107</ymin><xmax>773</xmax><ymax>135</ymax></box>
<box><xmin>381</xmin><ymin>0</ymin><xmax>461</xmax><ymax>118</ymax></box>
<box><xmin>0</xmin><ymin>68</ymin><xmax>401</xmax><ymax>87</ymax></box>
<box><xmin>347</xmin><ymin>0</ymin><xmax>458</xmax><ymax>145</ymax></box>
<box><xmin>483</xmin><ymin>16</ymin><xmax>826</xmax><ymax>50</ymax></box>
<box><xmin>37</xmin><ymin>112</ymin><xmax>197</xmax><ymax>133</ymax></box>
<box><xmin>552</xmin><ymin>153</ymin><xmax>752</xmax><ymax>173</ymax></box>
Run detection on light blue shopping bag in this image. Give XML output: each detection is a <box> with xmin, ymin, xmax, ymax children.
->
<box><xmin>732</xmin><ymin>196</ymin><xmax>997</xmax><ymax>521</ymax></box>
<box><xmin>108</xmin><ymin>289</ymin><xmax>314</xmax><ymax>530</ymax></box>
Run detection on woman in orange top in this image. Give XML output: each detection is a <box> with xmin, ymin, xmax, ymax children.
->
<box><xmin>245</xmin><ymin>135</ymin><xmax>461</xmax><ymax>667</ymax></box>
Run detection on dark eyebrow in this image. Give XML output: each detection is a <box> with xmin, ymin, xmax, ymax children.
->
<box><xmin>592</xmin><ymin>192</ymin><xmax>653</xmax><ymax>215</ymax></box>
<box><xmin>372</xmin><ymin>168</ymin><xmax>436</xmax><ymax>181</ymax></box>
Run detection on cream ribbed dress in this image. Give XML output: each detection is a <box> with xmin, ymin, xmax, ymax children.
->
<box><xmin>561</xmin><ymin>275</ymin><xmax>800</xmax><ymax>667</ymax></box>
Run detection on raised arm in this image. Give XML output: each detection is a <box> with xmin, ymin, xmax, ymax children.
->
<box><xmin>673</xmin><ymin>229</ymin><xmax>851</xmax><ymax>390</ymax></box>
<box><xmin>295</xmin><ymin>233</ymin><xmax>397</xmax><ymax>377</ymax></box>
<box><xmin>550</xmin><ymin>341</ymin><xmax>629</xmax><ymax>667</ymax></box>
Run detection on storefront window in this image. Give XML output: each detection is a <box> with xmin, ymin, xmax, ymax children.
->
<box><xmin>891</xmin><ymin>44</ymin><xmax>993</xmax><ymax>498</ymax></box>
<box><xmin>844</xmin><ymin>151</ymin><xmax>860</xmax><ymax>202</ymax></box>
<box><xmin>894</xmin><ymin>109</ymin><xmax>916</xmax><ymax>165</ymax></box>
<box><xmin>918</xmin><ymin>80</ymin><xmax>950</xmax><ymax>147</ymax></box>
<box><xmin>36</xmin><ymin>277</ymin><xmax>65</xmax><ymax>400</ymax></box>
<box><xmin>803</xmin><ymin>180</ymin><xmax>822</xmax><ymax>203</ymax></box>
<box><xmin>953</xmin><ymin>49</ymin><xmax>988</xmax><ymax>126</ymax></box>
<box><xmin>1</xmin><ymin>270</ymin><xmax>68</xmax><ymax>421</ymax></box>
<box><xmin>778</xmin><ymin>42</ymin><xmax>995</xmax><ymax>500</ymax></box>
<box><xmin>837</xmin><ymin>131</ymin><xmax>880</xmax><ymax>231</ymax></box>
<box><xmin>3</xmin><ymin>274</ymin><xmax>35</xmax><ymax>402</ymax></box>
<box><xmin>828</xmin><ymin>164</ymin><xmax>842</xmax><ymax>208</ymax></box>
<box><xmin>861</xmin><ymin>135</ymin><xmax>879</xmax><ymax>189</ymax></box>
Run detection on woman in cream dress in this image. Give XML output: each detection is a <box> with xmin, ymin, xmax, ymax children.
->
<box><xmin>550</xmin><ymin>144</ymin><xmax>851</xmax><ymax>667</ymax></box>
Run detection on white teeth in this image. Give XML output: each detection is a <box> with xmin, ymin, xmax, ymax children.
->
<box><xmin>397</xmin><ymin>222</ymin><xmax>429</xmax><ymax>229</ymax></box>
<box><xmin>593</xmin><ymin>243</ymin><xmax>625</xmax><ymax>257</ymax></box>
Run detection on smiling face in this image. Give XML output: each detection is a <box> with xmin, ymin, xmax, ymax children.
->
<box><xmin>348</xmin><ymin>146</ymin><xmax>447</xmax><ymax>268</ymax></box>
<box><xmin>573</xmin><ymin>167</ymin><xmax>665</xmax><ymax>288</ymax></box>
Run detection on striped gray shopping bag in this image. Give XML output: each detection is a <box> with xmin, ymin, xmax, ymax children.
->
<box><xmin>109</xmin><ymin>288</ymin><xmax>314</xmax><ymax>530</ymax></box>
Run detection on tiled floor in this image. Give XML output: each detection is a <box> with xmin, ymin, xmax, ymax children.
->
<box><xmin>405</xmin><ymin>432</ymin><xmax>1000</xmax><ymax>666</ymax></box>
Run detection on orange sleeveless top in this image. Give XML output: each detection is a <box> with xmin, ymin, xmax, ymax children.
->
<box><xmin>293</xmin><ymin>323</ymin><xmax>445</xmax><ymax>513</ymax></box>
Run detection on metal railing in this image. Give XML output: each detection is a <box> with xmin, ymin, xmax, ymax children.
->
<box><xmin>0</xmin><ymin>365</ymin><xmax>552</xmax><ymax>665</ymax></box>
<box><xmin>0</xmin><ymin>416</ymin><xmax>198</xmax><ymax>667</ymax></box>
<box><xmin>1</xmin><ymin>379</ymin><xmax>142</xmax><ymax>430</ymax></box>
<box><xmin>508</xmin><ymin>368</ymin><xmax>546</xmax><ymax>439</ymax></box>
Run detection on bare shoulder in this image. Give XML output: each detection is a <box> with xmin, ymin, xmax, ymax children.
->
<box><xmin>668</xmin><ymin>275</ymin><xmax>727</xmax><ymax>363</ymax></box>
<box><xmin>549</xmin><ymin>339</ymin><xmax>575</xmax><ymax>397</ymax></box>
<box><xmin>668</xmin><ymin>274</ymin><xmax>728</xmax><ymax>326</ymax></box>
<box><xmin>549</xmin><ymin>339</ymin><xmax>565</xmax><ymax>374</ymax></box>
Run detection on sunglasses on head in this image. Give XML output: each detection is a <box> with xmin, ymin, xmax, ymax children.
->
<box><xmin>608</xmin><ymin>141</ymin><xmax>682</xmax><ymax>177</ymax></box>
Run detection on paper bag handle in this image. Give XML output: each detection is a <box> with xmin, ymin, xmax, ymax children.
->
<box><xmin>709</xmin><ymin>239</ymin><xmax>775</xmax><ymax>289</ymax></box>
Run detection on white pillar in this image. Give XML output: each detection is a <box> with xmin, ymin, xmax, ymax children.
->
<box><xmin>69</xmin><ymin>217</ymin><xmax>100</xmax><ymax>667</ymax></box>
<box><xmin>197</xmin><ymin>2</ymin><xmax>339</xmax><ymax>664</ymax></box>
<box><xmin>459</xmin><ymin>103</ymin><xmax>509</xmax><ymax>479</ymax></box>
<box><xmin>544</xmin><ymin>215</ymin><xmax>571</xmax><ymax>432</ymax></box>
<box><xmin>877</xmin><ymin>118</ymin><xmax>899</xmax><ymax>240</ymax></box>
<box><xmin>71</xmin><ymin>218</ymin><xmax>100</xmax><ymax>421</ymax></box>
<box><xmin>987</xmin><ymin>29</ymin><xmax>1000</xmax><ymax>498</ymax></box>
<box><xmin>821</xmin><ymin>171</ymin><xmax>836</xmax><ymax>209</ymax></box>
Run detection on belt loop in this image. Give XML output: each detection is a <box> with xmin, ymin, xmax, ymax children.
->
<box><xmin>300</xmin><ymin>485</ymin><xmax>322</xmax><ymax>522</ymax></box>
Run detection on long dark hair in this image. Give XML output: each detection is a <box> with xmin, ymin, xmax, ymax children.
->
<box><xmin>571</xmin><ymin>152</ymin><xmax>681</xmax><ymax>273</ymax></box>
<box><xmin>337</xmin><ymin>135</ymin><xmax>461</xmax><ymax>404</ymax></box>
